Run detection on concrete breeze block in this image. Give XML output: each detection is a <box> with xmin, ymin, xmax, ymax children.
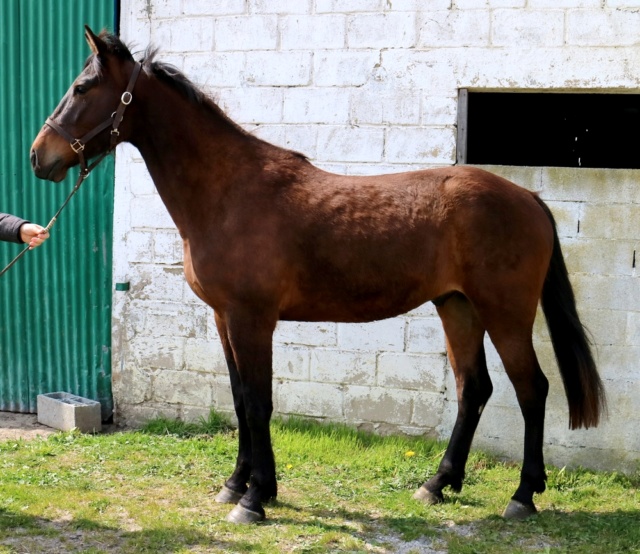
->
<box><xmin>37</xmin><ymin>393</ymin><xmax>102</xmax><ymax>433</ymax></box>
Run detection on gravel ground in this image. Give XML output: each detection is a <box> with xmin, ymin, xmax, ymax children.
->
<box><xmin>0</xmin><ymin>412</ymin><xmax>58</xmax><ymax>441</ymax></box>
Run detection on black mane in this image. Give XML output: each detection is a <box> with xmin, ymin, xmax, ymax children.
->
<box><xmin>96</xmin><ymin>31</ymin><xmax>245</xmax><ymax>133</ymax></box>
<box><xmin>95</xmin><ymin>31</ymin><xmax>308</xmax><ymax>161</ymax></box>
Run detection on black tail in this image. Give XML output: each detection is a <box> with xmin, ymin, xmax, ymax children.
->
<box><xmin>535</xmin><ymin>196</ymin><xmax>606</xmax><ymax>429</ymax></box>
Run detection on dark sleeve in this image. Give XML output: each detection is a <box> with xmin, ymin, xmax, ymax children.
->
<box><xmin>0</xmin><ymin>213</ymin><xmax>28</xmax><ymax>244</ymax></box>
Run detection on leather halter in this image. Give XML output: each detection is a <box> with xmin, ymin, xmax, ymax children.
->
<box><xmin>45</xmin><ymin>61</ymin><xmax>142</xmax><ymax>175</ymax></box>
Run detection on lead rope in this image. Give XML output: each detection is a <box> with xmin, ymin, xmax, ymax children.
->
<box><xmin>0</xmin><ymin>62</ymin><xmax>142</xmax><ymax>279</ymax></box>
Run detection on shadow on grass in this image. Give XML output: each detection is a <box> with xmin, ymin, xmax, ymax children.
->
<box><xmin>270</xmin><ymin>499</ymin><xmax>640</xmax><ymax>552</ymax></box>
<box><xmin>0</xmin><ymin>498</ymin><xmax>638</xmax><ymax>553</ymax></box>
<box><xmin>412</xmin><ymin>507</ymin><xmax>640</xmax><ymax>553</ymax></box>
<box><xmin>0</xmin><ymin>506</ymin><xmax>272</xmax><ymax>553</ymax></box>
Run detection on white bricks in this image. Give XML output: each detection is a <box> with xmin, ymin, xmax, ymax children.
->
<box><xmin>275</xmin><ymin>321</ymin><xmax>337</xmax><ymax>347</ymax></box>
<box><xmin>244</xmin><ymin>51</ymin><xmax>311</xmax><ymax>86</ymax></box>
<box><xmin>317</xmin><ymin>126</ymin><xmax>385</xmax><ymax>162</ymax></box>
<box><xmin>182</xmin><ymin>0</ymin><xmax>245</xmax><ymax>16</ymax></box>
<box><xmin>406</xmin><ymin>318</ymin><xmax>446</xmax><ymax>354</ymax></box>
<box><xmin>567</xmin><ymin>9</ymin><xmax>640</xmax><ymax>46</ymax></box>
<box><xmin>215</xmin><ymin>16</ymin><xmax>278</xmax><ymax>50</ymax></box>
<box><xmin>281</xmin><ymin>15</ymin><xmax>346</xmax><ymax>49</ymax></box>
<box><xmin>377</xmin><ymin>353</ymin><xmax>446</xmax><ymax>391</ymax></box>
<box><xmin>310</xmin><ymin>348</ymin><xmax>376</xmax><ymax>385</ymax></box>
<box><xmin>251</xmin><ymin>0</ymin><xmax>312</xmax><ymax>14</ymax></box>
<box><xmin>316</xmin><ymin>0</ymin><xmax>385</xmax><ymax>12</ymax></box>
<box><xmin>418</xmin><ymin>10</ymin><xmax>491</xmax><ymax>48</ymax></box>
<box><xmin>347</xmin><ymin>12</ymin><xmax>417</xmax><ymax>49</ymax></box>
<box><xmin>113</xmin><ymin>1</ymin><xmax>640</xmax><ymax>472</ymax></box>
<box><xmin>283</xmin><ymin>89</ymin><xmax>350</xmax><ymax>124</ymax></box>
<box><xmin>314</xmin><ymin>51</ymin><xmax>379</xmax><ymax>87</ymax></box>
<box><xmin>153</xmin><ymin>17</ymin><xmax>214</xmax><ymax>51</ymax></box>
<box><xmin>606</xmin><ymin>0</ymin><xmax>640</xmax><ymax>6</ymax></box>
<box><xmin>337</xmin><ymin>320</ymin><xmax>405</xmax><ymax>352</ymax></box>
<box><xmin>351</xmin><ymin>90</ymin><xmax>422</xmax><ymax>125</ymax></box>
<box><xmin>492</xmin><ymin>10</ymin><xmax>565</xmax><ymax>47</ymax></box>
<box><xmin>276</xmin><ymin>381</ymin><xmax>344</xmax><ymax>418</ymax></box>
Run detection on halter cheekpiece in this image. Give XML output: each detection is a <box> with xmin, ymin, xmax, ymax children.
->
<box><xmin>45</xmin><ymin>61</ymin><xmax>142</xmax><ymax>176</ymax></box>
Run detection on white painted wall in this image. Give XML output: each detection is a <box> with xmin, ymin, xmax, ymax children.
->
<box><xmin>113</xmin><ymin>0</ymin><xmax>640</xmax><ymax>472</ymax></box>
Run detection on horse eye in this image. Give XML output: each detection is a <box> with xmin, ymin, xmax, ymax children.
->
<box><xmin>74</xmin><ymin>84</ymin><xmax>88</xmax><ymax>95</ymax></box>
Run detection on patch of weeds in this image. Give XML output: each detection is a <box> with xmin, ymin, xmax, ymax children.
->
<box><xmin>141</xmin><ymin>409</ymin><xmax>233</xmax><ymax>438</ymax></box>
<box><xmin>88</xmin><ymin>499</ymin><xmax>110</xmax><ymax>515</ymax></box>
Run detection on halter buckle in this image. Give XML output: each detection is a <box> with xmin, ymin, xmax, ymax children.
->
<box><xmin>121</xmin><ymin>91</ymin><xmax>133</xmax><ymax>105</ymax></box>
<box><xmin>111</xmin><ymin>128</ymin><xmax>120</xmax><ymax>137</ymax></box>
<box><xmin>70</xmin><ymin>139</ymin><xmax>85</xmax><ymax>153</ymax></box>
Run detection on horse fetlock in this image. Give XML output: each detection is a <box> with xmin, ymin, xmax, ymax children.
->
<box><xmin>533</xmin><ymin>479</ymin><xmax>547</xmax><ymax>494</ymax></box>
<box><xmin>261</xmin><ymin>487</ymin><xmax>277</xmax><ymax>503</ymax></box>
<box><xmin>248</xmin><ymin>473</ymin><xmax>277</xmax><ymax>502</ymax></box>
<box><xmin>427</xmin><ymin>467</ymin><xmax>464</xmax><ymax>493</ymax></box>
<box><xmin>521</xmin><ymin>470</ymin><xmax>547</xmax><ymax>495</ymax></box>
<box><xmin>224</xmin><ymin>476</ymin><xmax>248</xmax><ymax>494</ymax></box>
<box><xmin>449</xmin><ymin>478</ymin><xmax>464</xmax><ymax>493</ymax></box>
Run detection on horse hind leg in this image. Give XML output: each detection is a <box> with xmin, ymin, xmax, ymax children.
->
<box><xmin>484</xmin><ymin>313</ymin><xmax>549</xmax><ymax>520</ymax></box>
<box><xmin>414</xmin><ymin>293</ymin><xmax>493</xmax><ymax>505</ymax></box>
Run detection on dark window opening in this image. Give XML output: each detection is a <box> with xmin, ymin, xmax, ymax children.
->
<box><xmin>457</xmin><ymin>91</ymin><xmax>640</xmax><ymax>169</ymax></box>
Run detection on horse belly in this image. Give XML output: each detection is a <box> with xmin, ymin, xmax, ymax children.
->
<box><xmin>279</xmin><ymin>263</ymin><xmax>441</xmax><ymax>323</ymax></box>
<box><xmin>280</xmin><ymin>293</ymin><xmax>427</xmax><ymax>323</ymax></box>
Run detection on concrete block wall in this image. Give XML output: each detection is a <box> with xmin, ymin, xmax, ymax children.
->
<box><xmin>113</xmin><ymin>0</ymin><xmax>640</xmax><ymax>471</ymax></box>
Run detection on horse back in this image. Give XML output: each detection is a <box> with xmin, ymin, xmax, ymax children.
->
<box><xmin>272</xmin><ymin>165</ymin><xmax>553</xmax><ymax>322</ymax></box>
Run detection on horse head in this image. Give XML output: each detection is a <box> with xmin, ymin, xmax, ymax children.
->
<box><xmin>30</xmin><ymin>26</ymin><xmax>138</xmax><ymax>182</ymax></box>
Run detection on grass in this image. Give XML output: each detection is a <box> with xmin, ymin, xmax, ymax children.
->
<box><xmin>0</xmin><ymin>411</ymin><xmax>637</xmax><ymax>553</ymax></box>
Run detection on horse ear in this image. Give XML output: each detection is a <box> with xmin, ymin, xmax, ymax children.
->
<box><xmin>84</xmin><ymin>25</ymin><xmax>107</xmax><ymax>56</ymax></box>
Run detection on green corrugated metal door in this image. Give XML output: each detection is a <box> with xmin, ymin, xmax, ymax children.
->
<box><xmin>0</xmin><ymin>1</ymin><xmax>116</xmax><ymax>418</ymax></box>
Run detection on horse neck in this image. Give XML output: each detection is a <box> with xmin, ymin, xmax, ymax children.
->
<box><xmin>129</xmin><ymin>77</ymin><xmax>261</xmax><ymax>233</ymax></box>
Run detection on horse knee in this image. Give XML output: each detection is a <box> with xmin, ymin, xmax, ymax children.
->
<box><xmin>244</xmin><ymin>400</ymin><xmax>273</xmax><ymax>429</ymax></box>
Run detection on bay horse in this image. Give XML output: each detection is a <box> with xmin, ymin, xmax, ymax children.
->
<box><xmin>30</xmin><ymin>27</ymin><xmax>605</xmax><ymax>524</ymax></box>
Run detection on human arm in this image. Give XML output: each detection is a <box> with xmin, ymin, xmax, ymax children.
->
<box><xmin>0</xmin><ymin>213</ymin><xmax>50</xmax><ymax>248</ymax></box>
<box><xmin>0</xmin><ymin>213</ymin><xmax>28</xmax><ymax>244</ymax></box>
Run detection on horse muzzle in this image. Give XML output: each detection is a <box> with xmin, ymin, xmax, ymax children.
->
<box><xmin>30</xmin><ymin>129</ymin><xmax>71</xmax><ymax>182</ymax></box>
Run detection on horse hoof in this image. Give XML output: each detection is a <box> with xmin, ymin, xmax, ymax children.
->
<box><xmin>215</xmin><ymin>485</ymin><xmax>244</xmax><ymax>504</ymax></box>
<box><xmin>412</xmin><ymin>486</ymin><xmax>443</xmax><ymax>505</ymax></box>
<box><xmin>225</xmin><ymin>504</ymin><xmax>265</xmax><ymax>524</ymax></box>
<box><xmin>502</xmin><ymin>499</ymin><xmax>537</xmax><ymax>520</ymax></box>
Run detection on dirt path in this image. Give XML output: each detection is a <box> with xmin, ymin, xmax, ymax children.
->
<box><xmin>0</xmin><ymin>412</ymin><xmax>57</xmax><ymax>441</ymax></box>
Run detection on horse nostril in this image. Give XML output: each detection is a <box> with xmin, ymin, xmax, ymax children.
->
<box><xmin>30</xmin><ymin>149</ymin><xmax>38</xmax><ymax>170</ymax></box>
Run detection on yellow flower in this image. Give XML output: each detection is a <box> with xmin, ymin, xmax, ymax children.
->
<box><xmin>286</xmin><ymin>464</ymin><xmax>293</xmax><ymax>470</ymax></box>
<box><xmin>405</xmin><ymin>451</ymin><xmax>415</xmax><ymax>458</ymax></box>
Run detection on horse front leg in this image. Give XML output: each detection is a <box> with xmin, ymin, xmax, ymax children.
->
<box><xmin>217</xmin><ymin>309</ymin><xmax>278</xmax><ymax>524</ymax></box>
<box><xmin>213</xmin><ymin>312</ymin><xmax>251</xmax><ymax>505</ymax></box>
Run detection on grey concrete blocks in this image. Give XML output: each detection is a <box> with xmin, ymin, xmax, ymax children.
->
<box><xmin>37</xmin><ymin>392</ymin><xmax>102</xmax><ymax>433</ymax></box>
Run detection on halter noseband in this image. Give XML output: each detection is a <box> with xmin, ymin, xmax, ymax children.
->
<box><xmin>45</xmin><ymin>61</ymin><xmax>142</xmax><ymax>176</ymax></box>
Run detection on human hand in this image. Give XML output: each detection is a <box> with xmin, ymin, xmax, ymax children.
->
<box><xmin>19</xmin><ymin>223</ymin><xmax>50</xmax><ymax>249</ymax></box>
